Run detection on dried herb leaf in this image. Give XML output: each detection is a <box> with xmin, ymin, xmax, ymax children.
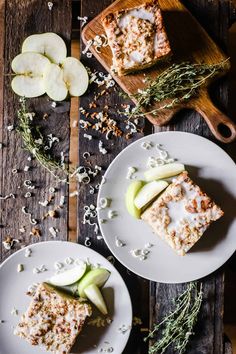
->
<box><xmin>17</xmin><ymin>97</ymin><xmax>68</xmax><ymax>182</ymax></box>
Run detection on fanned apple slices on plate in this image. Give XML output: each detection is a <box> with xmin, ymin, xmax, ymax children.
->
<box><xmin>125</xmin><ymin>162</ymin><xmax>185</xmax><ymax>218</ymax></box>
<box><xmin>11</xmin><ymin>32</ymin><xmax>89</xmax><ymax>100</ymax></box>
<box><xmin>49</xmin><ymin>262</ymin><xmax>110</xmax><ymax>315</ymax></box>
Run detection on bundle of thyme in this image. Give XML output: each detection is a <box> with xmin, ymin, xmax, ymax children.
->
<box><xmin>129</xmin><ymin>59</ymin><xmax>229</xmax><ymax>118</ymax></box>
<box><xmin>144</xmin><ymin>282</ymin><xmax>203</xmax><ymax>354</ymax></box>
<box><xmin>17</xmin><ymin>97</ymin><xmax>68</xmax><ymax>182</ymax></box>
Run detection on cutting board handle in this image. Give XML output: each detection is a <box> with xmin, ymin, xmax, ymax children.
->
<box><xmin>196</xmin><ymin>97</ymin><xmax>236</xmax><ymax>144</ymax></box>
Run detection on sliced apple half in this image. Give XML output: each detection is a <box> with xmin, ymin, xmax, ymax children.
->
<box><xmin>78</xmin><ymin>268</ymin><xmax>110</xmax><ymax>298</ymax></box>
<box><xmin>49</xmin><ymin>263</ymin><xmax>87</xmax><ymax>287</ymax></box>
<box><xmin>62</xmin><ymin>57</ymin><xmax>89</xmax><ymax>97</ymax></box>
<box><xmin>11</xmin><ymin>52</ymin><xmax>50</xmax><ymax>97</ymax></box>
<box><xmin>43</xmin><ymin>63</ymin><xmax>68</xmax><ymax>101</ymax></box>
<box><xmin>134</xmin><ymin>180</ymin><xmax>168</xmax><ymax>209</ymax></box>
<box><xmin>144</xmin><ymin>163</ymin><xmax>185</xmax><ymax>182</ymax></box>
<box><xmin>84</xmin><ymin>284</ymin><xmax>108</xmax><ymax>315</ymax></box>
<box><xmin>125</xmin><ymin>180</ymin><xmax>144</xmax><ymax>219</ymax></box>
<box><xmin>22</xmin><ymin>32</ymin><xmax>67</xmax><ymax>64</ymax></box>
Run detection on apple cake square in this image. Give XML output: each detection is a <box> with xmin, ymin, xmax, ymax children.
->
<box><xmin>14</xmin><ymin>282</ymin><xmax>92</xmax><ymax>353</ymax></box>
<box><xmin>102</xmin><ymin>0</ymin><xmax>171</xmax><ymax>75</ymax></box>
<box><xmin>141</xmin><ymin>171</ymin><xmax>224</xmax><ymax>255</ymax></box>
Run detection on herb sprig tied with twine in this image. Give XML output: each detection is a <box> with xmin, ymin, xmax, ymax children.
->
<box><xmin>17</xmin><ymin>97</ymin><xmax>69</xmax><ymax>182</ymax></box>
<box><xmin>129</xmin><ymin>59</ymin><xmax>230</xmax><ymax>118</ymax></box>
<box><xmin>144</xmin><ymin>282</ymin><xmax>203</xmax><ymax>354</ymax></box>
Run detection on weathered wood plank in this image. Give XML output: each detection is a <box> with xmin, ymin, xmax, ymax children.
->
<box><xmin>0</xmin><ymin>0</ymin><xmax>6</xmax><ymax>259</ymax></box>
<box><xmin>150</xmin><ymin>273</ymin><xmax>225</xmax><ymax>354</ymax></box>
<box><xmin>0</xmin><ymin>0</ymin><xmax>72</xmax><ymax>262</ymax></box>
<box><xmin>79</xmin><ymin>1</ymin><xmax>149</xmax><ymax>353</ymax></box>
<box><xmin>151</xmin><ymin>1</ymin><xmax>234</xmax><ymax>353</ymax></box>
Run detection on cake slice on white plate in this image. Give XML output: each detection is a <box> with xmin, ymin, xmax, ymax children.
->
<box><xmin>141</xmin><ymin>171</ymin><xmax>224</xmax><ymax>256</ymax></box>
<box><xmin>14</xmin><ymin>282</ymin><xmax>92</xmax><ymax>353</ymax></box>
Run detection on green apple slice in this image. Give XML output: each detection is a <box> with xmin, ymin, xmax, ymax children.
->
<box><xmin>22</xmin><ymin>32</ymin><xmax>67</xmax><ymax>64</ymax></box>
<box><xmin>43</xmin><ymin>63</ymin><xmax>68</xmax><ymax>101</ymax></box>
<box><xmin>62</xmin><ymin>57</ymin><xmax>89</xmax><ymax>97</ymax></box>
<box><xmin>11</xmin><ymin>52</ymin><xmax>50</xmax><ymax>97</ymax></box>
<box><xmin>84</xmin><ymin>284</ymin><xmax>108</xmax><ymax>315</ymax></box>
<box><xmin>144</xmin><ymin>163</ymin><xmax>185</xmax><ymax>181</ymax></box>
<box><xmin>49</xmin><ymin>263</ymin><xmax>87</xmax><ymax>286</ymax></box>
<box><xmin>134</xmin><ymin>180</ymin><xmax>168</xmax><ymax>209</ymax></box>
<box><xmin>125</xmin><ymin>180</ymin><xmax>144</xmax><ymax>219</ymax></box>
<box><xmin>11</xmin><ymin>76</ymin><xmax>45</xmax><ymax>98</ymax></box>
<box><xmin>78</xmin><ymin>268</ymin><xmax>110</xmax><ymax>298</ymax></box>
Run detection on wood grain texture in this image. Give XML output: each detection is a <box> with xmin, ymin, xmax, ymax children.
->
<box><xmin>79</xmin><ymin>1</ymin><xmax>149</xmax><ymax>353</ymax></box>
<box><xmin>69</xmin><ymin>40</ymin><xmax>80</xmax><ymax>243</ymax></box>
<box><xmin>82</xmin><ymin>0</ymin><xmax>236</xmax><ymax>143</ymax></box>
<box><xmin>0</xmin><ymin>0</ymin><xmax>5</xmax><ymax>259</ymax></box>
<box><xmin>150</xmin><ymin>273</ymin><xmax>225</xmax><ymax>354</ymax></box>
<box><xmin>151</xmin><ymin>1</ymin><xmax>234</xmax><ymax>354</ymax></box>
<box><xmin>0</xmin><ymin>0</ymin><xmax>72</xmax><ymax>262</ymax></box>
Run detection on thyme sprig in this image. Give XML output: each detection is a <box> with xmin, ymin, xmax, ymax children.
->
<box><xmin>129</xmin><ymin>59</ymin><xmax>229</xmax><ymax>118</ymax></box>
<box><xmin>144</xmin><ymin>282</ymin><xmax>203</xmax><ymax>354</ymax></box>
<box><xmin>17</xmin><ymin>97</ymin><xmax>69</xmax><ymax>182</ymax></box>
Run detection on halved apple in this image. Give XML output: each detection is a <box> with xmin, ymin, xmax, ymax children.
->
<box><xmin>62</xmin><ymin>57</ymin><xmax>89</xmax><ymax>97</ymax></box>
<box><xmin>125</xmin><ymin>180</ymin><xmax>144</xmax><ymax>219</ymax></box>
<box><xmin>134</xmin><ymin>180</ymin><xmax>168</xmax><ymax>209</ymax></box>
<box><xmin>22</xmin><ymin>32</ymin><xmax>67</xmax><ymax>64</ymax></box>
<box><xmin>144</xmin><ymin>163</ymin><xmax>185</xmax><ymax>181</ymax></box>
<box><xmin>78</xmin><ymin>268</ymin><xmax>110</xmax><ymax>298</ymax></box>
<box><xmin>43</xmin><ymin>63</ymin><xmax>68</xmax><ymax>101</ymax></box>
<box><xmin>84</xmin><ymin>284</ymin><xmax>108</xmax><ymax>315</ymax></box>
<box><xmin>11</xmin><ymin>52</ymin><xmax>50</xmax><ymax>97</ymax></box>
<box><xmin>49</xmin><ymin>263</ymin><xmax>87</xmax><ymax>286</ymax></box>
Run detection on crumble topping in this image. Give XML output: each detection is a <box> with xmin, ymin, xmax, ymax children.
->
<box><xmin>14</xmin><ymin>283</ymin><xmax>92</xmax><ymax>354</ymax></box>
<box><xmin>102</xmin><ymin>0</ymin><xmax>171</xmax><ymax>75</ymax></box>
<box><xmin>141</xmin><ymin>171</ymin><xmax>224</xmax><ymax>255</ymax></box>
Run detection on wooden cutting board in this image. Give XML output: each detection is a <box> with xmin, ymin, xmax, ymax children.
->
<box><xmin>82</xmin><ymin>0</ymin><xmax>236</xmax><ymax>143</ymax></box>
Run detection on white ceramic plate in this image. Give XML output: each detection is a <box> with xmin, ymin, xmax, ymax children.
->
<box><xmin>97</xmin><ymin>131</ymin><xmax>236</xmax><ymax>283</ymax></box>
<box><xmin>0</xmin><ymin>241</ymin><xmax>132</xmax><ymax>354</ymax></box>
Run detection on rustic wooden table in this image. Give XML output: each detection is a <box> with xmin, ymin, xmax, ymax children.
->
<box><xmin>0</xmin><ymin>1</ymin><xmax>235</xmax><ymax>353</ymax></box>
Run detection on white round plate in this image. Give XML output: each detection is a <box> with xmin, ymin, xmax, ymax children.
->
<box><xmin>0</xmin><ymin>241</ymin><xmax>132</xmax><ymax>354</ymax></box>
<box><xmin>97</xmin><ymin>131</ymin><xmax>236</xmax><ymax>283</ymax></box>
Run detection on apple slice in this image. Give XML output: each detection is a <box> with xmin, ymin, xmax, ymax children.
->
<box><xmin>43</xmin><ymin>63</ymin><xmax>68</xmax><ymax>101</ymax></box>
<box><xmin>125</xmin><ymin>180</ymin><xmax>144</xmax><ymax>219</ymax></box>
<box><xmin>11</xmin><ymin>52</ymin><xmax>50</xmax><ymax>97</ymax></box>
<box><xmin>49</xmin><ymin>263</ymin><xmax>87</xmax><ymax>286</ymax></box>
<box><xmin>144</xmin><ymin>163</ymin><xmax>185</xmax><ymax>181</ymax></box>
<box><xmin>22</xmin><ymin>32</ymin><xmax>67</xmax><ymax>64</ymax></box>
<box><xmin>84</xmin><ymin>284</ymin><xmax>108</xmax><ymax>315</ymax></box>
<box><xmin>134</xmin><ymin>180</ymin><xmax>168</xmax><ymax>209</ymax></box>
<box><xmin>78</xmin><ymin>268</ymin><xmax>110</xmax><ymax>298</ymax></box>
<box><xmin>62</xmin><ymin>57</ymin><xmax>89</xmax><ymax>97</ymax></box>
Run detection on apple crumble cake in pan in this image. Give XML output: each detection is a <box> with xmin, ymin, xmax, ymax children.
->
<box><xmin>14</xmin><ymin>282</ymin><xmax>92</xmax><ymax>354</ymax></box>
<box><xmin>141</xmin><ymin>171</ymin><xmax>224</xmax><ymax>256</ymax></box>
<box><xmin>102</xmin><ymin>0</ymin><xmax>171</xmax><ymax>76</ymax></box>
